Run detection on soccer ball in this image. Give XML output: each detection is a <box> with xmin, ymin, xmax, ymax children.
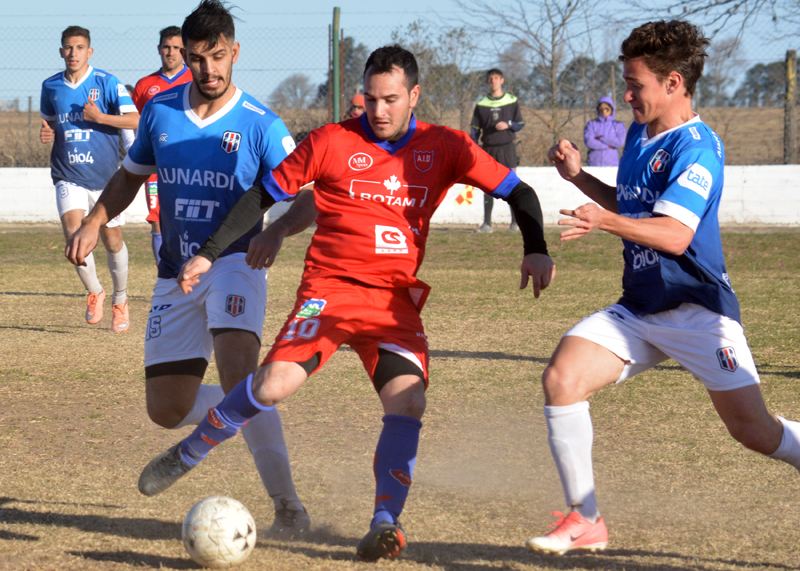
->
<box><xmin>182</xmin><ymin>496</ymin><xmax>256</xmax><ymax>568</ymax></box>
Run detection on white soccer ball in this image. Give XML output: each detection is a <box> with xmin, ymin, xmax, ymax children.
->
<box><xmin>182</xmin><ymin>495</ymin><xmax>257</xmax><ymax>568</ymax></box>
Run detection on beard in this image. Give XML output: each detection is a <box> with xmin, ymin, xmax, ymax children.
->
<box><xmin>195</xmin><ymin>72</ymin><xmax>231</xmax><ymax>101</ymax></box>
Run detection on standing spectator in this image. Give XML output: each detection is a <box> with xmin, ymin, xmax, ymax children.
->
<box><xmin>348</xmin><ymin>93</ymin><xmax>366</xmax><ymax>118</ymax></box>
<box><xmin>131</xmin><ymin>26</ymin><xmax>193</xmax><ymax>264</ymax></box>
<box><xmin>471</xmin><ymin>68</ymin><xmax>525</xmax><ymax>232</ymax></box>
<box><xmin>584</xmin><ymin>97</ymin><xmax>626</xmax><ymax>167</ymax></box>
<box><xmin>40</xmin><ymin>25</ymin><xmax>139</xmax><ymax>332</ymax></box>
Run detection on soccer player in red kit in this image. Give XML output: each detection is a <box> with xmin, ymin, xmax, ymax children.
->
<box><xmin>131</xmin><ymin>26</ymin><xmax>192</xmax><ymax>263</ymax></box>
<box><xmin>138</xmin><ymin>45</ymin><xmax>556</xmax><ymax>560</ymax></box>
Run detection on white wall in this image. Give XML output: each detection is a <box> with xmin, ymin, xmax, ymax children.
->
<box><xmin>2</xmin><ymin>166</ymin><xmax>799</xmax><ymax>226</ymax></box>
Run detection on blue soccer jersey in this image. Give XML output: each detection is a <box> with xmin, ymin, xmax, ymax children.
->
<box><xmin>615</xmin><ymin>116</ymin><xmax>740</xmax><ymax>322</ymax></box>
<box><xmin>123</xmin><ymin>83</ymin><xmax>295</xmax><ymax>279</ymax></box>
<box><xmin>40</xmin><ymin>66</ymin><xmax>137</xmax><ymax>190</ymax></box>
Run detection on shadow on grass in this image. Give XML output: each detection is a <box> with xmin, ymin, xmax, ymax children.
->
<box><xmin>0</xmin><ymin>291</ymin><xmax>150</xmax><ymax>301</ymax></box>
<box><xmin>0</xmin><ymin>497</ymin><xmax>180</xmax><ymax>542</ymax></box>
<box><xmin>327</xmin><ymin>345</ymin><xmax>552</xmax><ymax>364</ymax></box>
<box><xmin>68</xmin><ymin>550</ymin><xmax>196</xmax><ymax>569</ymax></box>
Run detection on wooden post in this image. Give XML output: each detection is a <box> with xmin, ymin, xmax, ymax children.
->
<box><xmin>332</xmin><ymin>7</ymin><xmax>341</xmax><ymax>123</ymax></box>
<box><xmin>784</xmin><ymin>49</ymin><xmax>797</xmax><ymax>164</ymax></box>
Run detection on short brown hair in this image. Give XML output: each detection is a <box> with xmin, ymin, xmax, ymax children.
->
<box><xmin>619</xmin><ymin>20</ymin><xmax>709</xmax><ymax>96</ymax></box>
<box><xmin>61</xmin><ymin>26</ymin><xmax>90</xmax><ymax>47</ymax></box>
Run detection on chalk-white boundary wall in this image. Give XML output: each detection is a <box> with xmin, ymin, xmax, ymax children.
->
<box><xmin>2</xmin><ymin>166</ymin><xmax>798</xmax><ymax>225</ymax></box>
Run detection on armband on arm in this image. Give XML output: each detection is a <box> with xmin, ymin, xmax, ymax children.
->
<box><xmin>196</xmin><ymin>181</ymin><xmax>277</xmax><ymax>263</ymax></box>
<box><xmin>502</xmin><ymin>181</ymin><xmax>548</xmax><ymax>256</ymax></box>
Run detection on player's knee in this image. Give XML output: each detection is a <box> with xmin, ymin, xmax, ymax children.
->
<box><xmin>542</xmin><ymin>363</ymin><xmax>582</xmax><ymax>405</ymax></box>
<box><xmin>251</xmin><ymin>363</ymin><xmax>302</xmax><ymax>407</ymax></box>
<box><xmin>725</xmin><ymin>419</ymin><xmax>780</xmax><ymax>455</ymax></box>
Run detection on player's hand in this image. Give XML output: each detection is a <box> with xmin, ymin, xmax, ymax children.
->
<box><xmin>547</xmin><ymin>139</ymin><xmax>582</xmax><ymax>181</ymax></box>
<box><xmin>245</xmin><ymin>224</ymin><xmax>288</xmax><ymax>270</ymax></box>
<box><xmin>558</xmin><ymin>203</ymin><xmax>605</xmax><ymax>241</ymax></box>
<box><xmin>178</xmin><ymin>256</ymin><xmax>212</xmax><ymax>294</ymax></box>
<box><xmin>40</xmin><ymin>119</ymin><xmax>54</xmax><ymax>144</ymax></box>
<box><xmin>520</xmin><ymin>253</ymin><xmax>556</xmax><ymax>298</ymax></box>
<box><xmin>65</xmin><ymin>223</ymin><xmax>100</xmax><ymax>266</ymax></box>
<box><xmin>83</xmin><ymin>98</ymin><xmax>104</xmax><ymax>124</ymax></box>
<box><xmin>495</xmin><ymin>121</ymin><xmax>509</xmax><ymax>131</ymax></box>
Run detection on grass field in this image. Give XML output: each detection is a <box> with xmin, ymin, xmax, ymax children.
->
<box><xmin>1</xmin><ymin>223</ymin><xmax>799</xmax><ymax>571</ymax></box>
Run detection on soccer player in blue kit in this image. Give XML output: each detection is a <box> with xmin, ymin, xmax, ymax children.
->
<box><xmin>65</xmin><ymin>0</ymin><xmax>313</xmax><ymax>537</ymax></box>
<box><xmin>41</xmin><ymin>26</ymin><xmax>140</xmax><ymax>332</ymax></box>
<box><xmin>526</xmin><ymin>20</ymin><xmax>800</xmax><ymax>555</ymax></box>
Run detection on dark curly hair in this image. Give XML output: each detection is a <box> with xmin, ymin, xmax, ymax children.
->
<box><xmin>620</xmin><ymin>20</ymin><xmax>709</xmax><ymax>96</ymax></box>
<box><xmin>364</xmin><ymin>45</ymin><xmax>419</xmax><ymax>90</ymax></box>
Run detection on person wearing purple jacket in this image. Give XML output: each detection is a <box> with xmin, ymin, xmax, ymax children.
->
<box><xmin>584</xmin><ymin>96</ymin><xmax>626</xmax><ymax>166</ymax></box>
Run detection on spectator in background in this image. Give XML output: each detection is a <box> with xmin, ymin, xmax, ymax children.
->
<box><xmin>348</xmin><ymin>93</ymin><xmax>366</xmax><ymax>118</ymax></box>
<box><xmin>471</xmin><ymin>68</ymin><xmax>524</xmax><ymax>233</ymax></box>
<box><xmin>584</xmin><ymin>97</ymin><xmax>626</xmax><ymax>167</ymax></box>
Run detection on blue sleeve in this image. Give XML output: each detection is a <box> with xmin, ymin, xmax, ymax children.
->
<box><xmin>107</xmin><ymin>76</ymin><xmax>136</xmax><ymax>114</ymax></box>
<box><xmin>124</xmin><ymin>105</ymin><xmax>156</xmax><ymax>170</ymax></box>
<box><xmin>262</xmin><ymin>118</ymin><xmax>296</xmax><ymax>171</ymax></box>
<box><xmin>657</xmin><ymin>143</ymin><xmax>721</xmax><ymax>221</ymax></box>
<box><xmin>40</xmin><ymin>84</ymin><xmax>55</xmax><ymax>120</ymax></box>
<box><xmin>489</xmin><ymin>170</ymin><xmax>521</xmax><ymax>199</ymax></box>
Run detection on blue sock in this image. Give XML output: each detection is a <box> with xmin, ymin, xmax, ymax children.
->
<box><xmin>180</xmin><ymin>374</ymin><xmax>274</xmax><ymax>466</ymax></box>
<box><xmin>151</xmin><ymin>232</ymin><xmax>162</xmax><ymax>264</ymax></box>
<box><xmin>371</xmin><ymin>414</ymin><xmax>422</xmax><ymax>528</ymax></box>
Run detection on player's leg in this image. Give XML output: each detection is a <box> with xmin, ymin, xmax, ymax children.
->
<box><xmin>97</xmin><ymin>208</ymin><xmax>130</xmax><ymax>333</ymax></box>
<box><xmin>213</xmin><ymin>329</ymin><xmax>310</xmax><ymax>537</ymax></box>
<box><xmin>57</xmin><ymin>181</ymin><xmax>105</xmax><ymax>323</ymax></box>
<box><xmin>529</xmin><ymin>305</ymin><xmax>667</xmax><ymax>554</ymax></box>
<box><xmin>479</xmin><ymin>193</ymin><xmax>494</xmax><ymax>232</ymax></box>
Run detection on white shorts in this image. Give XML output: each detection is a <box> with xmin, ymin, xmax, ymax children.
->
<box><xmin>144</xmin><ymin>254</ymin><xmax>267</xmax><ymax>367</ymax></box>
<box><xmin>55</xmin><ymin>180</ymin><xmax>124</xmax><ymax>227</ymax></box>
<box><xmin>565</xmin><ymin>303</ymin><xmax>760</xmax><ymax>391</ymax></box>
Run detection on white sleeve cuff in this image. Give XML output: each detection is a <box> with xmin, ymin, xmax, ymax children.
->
<box><xmin>122</xmin><ymin>154</ymin><xmax>157</xmax><ymax>175</ymax></box>
<box><xmin>119</xmin><ymin>104</ymin><xmax>138</xmax><ymax>114</ymax></box>
<box><xmin>653</xmin><ymin>199</ymin><xmax>700</xmax><ymax>232</ymax></box>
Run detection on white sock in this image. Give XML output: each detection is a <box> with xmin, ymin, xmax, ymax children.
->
<box><xmin>241</xmin><ymin>408</ymin><xmax>303</xmax><ymax>512</ymax></box>
<box><xmin>544</xmin><ymin>401</ymin><xmax>600</xmax><ymax>522</ymax></box>
<box><xmin>769</xmin><ymin>416</ymin><xmax>800</xmax><ymax>473</ymax></box>
<box><xmin>107</xmin><ymin>242</ymin><xmax>129</xmax><ymax>305</ymax></box>
<box><xmin>174</xmin><ymin>384</ymin><xmax>225</xmax><ymax>429</ymax></box>
<box><xmin>74</xmin><ymin>251</ymin><xmax>103</xmax><ymax>294</ymax></box>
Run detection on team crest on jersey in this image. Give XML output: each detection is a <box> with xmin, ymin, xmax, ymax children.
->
<box><xmin>716</xmin><ymin>347</ymin><xmax>738</xmax><ymax>372</ymax></box>
<box><xmin>414</xmin><ymin>150</ymin><xmax>434</xmax><ymax>172</ymax></box>
<box><xmin>147</xmin><ymin>85</ymin><xmax>160</xmax><ymax>96</ymax></box>
<box><xmin>649</xmin><ymin>149</ymin><xmax>670</xmax><ymax>173</ymax></box>
<box><xmin>225</xmin><ymin>294</ymin><xmax>246</xmax><ymax>316</ymax></box>
<box><xmin>89</xmin><ymin>88</ymin><xmax>100</xmax><ymax>102</ymax></box>
<box><xmin>349</xmin><ymin>152</ymin><xmax>373</xmax><ymax>171</ymax></box>
<box><xmin>296</xmin><ymin>299</ymin><xmax>327</xmax><ymax>319</ymax></box>
<box><xmin>221</xmin><ymin>131</ymin><xmax>242</xmax><ymax>154</ymax></box>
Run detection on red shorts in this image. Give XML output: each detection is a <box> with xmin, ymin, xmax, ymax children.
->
<box><xmin>145</xmin><ymin>174</ymin><xmax>160</xmax><ymax>223</ymax></box>
<box><xmin>263</xmin><ymin>276</ymin><xmax>430</xmax><ymax>388</ymax></box>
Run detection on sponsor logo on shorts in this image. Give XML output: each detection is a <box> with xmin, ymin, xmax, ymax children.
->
<box><xmin>649</xmin><ymin>149</ymin><xmax>670</xmax><ymax>173</ymax></box>
<box><xmin>375</xmin><ymin>225</ymin><xmax>408</xmax><ymax>254</ymax></box>
<box><xmin>207</xmin><ymin>408</ymin><xmax>224</xmax><ymax>428</ymax></box>
<box><xmin>297</xmin><ymin>298</ymin><xmax>326</xmax><ymax>318</ymax></box>
<box><xmin>348</xmin><ymin>152</ymin><xmax>373</xmax><ymax>170</ymax></box>
<box><xmin>221</xmin><ymin>131</ymin><xmax>241</xmax><ymax>154</ymax></box>
<box><xmin>147</xmin><ymin>181</ymin><xmax>158</xmax><ymax>195</ymax></box>
<box><xmin>147</xmin><ymin>85</ymin><xmax>160</xmax><ymax>96</ymax></box>
<box><xmin>225</xmin><ymin>295</ymin><xmax>246</xmax><ymax>317</ymax></box>
<box><xmin>89</xmin><ymin>88</ymin><xmax>100</xmax><ymax>101</ymax></box>
<box><xmin>390</xmin><ymin>469</ymin><xmax>412</xmax><ymax>486</ymax></box>
<box><xmin>717</xmin><ymin>347</ymin><xmax>738</xmax><ymax>372</ymax></box>
<box><xmin>414</xmin><ymin>150</ymin><xmax>434</xmax><ymax>172</ymax></box>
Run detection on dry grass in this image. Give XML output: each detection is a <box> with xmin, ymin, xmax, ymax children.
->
<box><xmin>1</xmin><ymin>223</ymin><xmax>799</xmax><ymax>571</ymax></box>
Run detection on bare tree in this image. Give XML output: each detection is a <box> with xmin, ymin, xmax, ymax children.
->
<box><xmin>268</xmin><ymin>74</ymin><xmax>316</xmax><ymax>110</ymax></box>
<box><xmin>455</xmin><ymin>0</ymin><xmax>604</xmax><ymax>143</ymax></box>
<box><xmin>696</xmin><ymin>37</ymin><xmax>744</xmax><ymax>107</ymax></box>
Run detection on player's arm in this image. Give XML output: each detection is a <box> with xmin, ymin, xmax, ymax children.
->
<box><xmin>40</xmin><ymin>119</ymin><xmax>55</xmax><ymax>144</ymax></box>
<box><xmin>65</xmin><ymin>167</ymin><xmax>149</xmax><ymax>265</ymax></box>
<box><xmin>245</xmin><ymin>187</ymin><xmax>316</xmax><ymax>270</ymax></box>
<box><xmin>83</xmin><ymin>99</ymin><xmax>140</xmax><ymax>129</ymax></box>
<box><xmin>548</xmin><ymin>138</ymin><xmax>617</xmax><ymax>211</ymax></box>
<box><xmin>559</xmin><ymin>204</ymin><xmax>694</xmax><ymax>255</ymax></box>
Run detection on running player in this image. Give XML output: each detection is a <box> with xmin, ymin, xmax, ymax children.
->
<box><xmin>65</xmin><ymin>0</ymin><xmax>312</xmax><ymax>537</ymax></box>
<box><xmin>41</xmin><ymin>25</ymin><xmax>139</xmax><ymax>332</ymax></box>
<box><xmin>131</xmin><ymin>26</ymin><xmax>193</xmax><ymax>264</ymax></box>
<box><xmin>526</xmin><ymin>20</ymin><xmax>800</xmax><ymax>555</ymax></box>
<box><xmin>136</xmin><ymin>44</ymin><xmax>556</xmax><ymax>561</ymax></box>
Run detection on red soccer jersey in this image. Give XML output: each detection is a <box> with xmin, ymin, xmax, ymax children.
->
<box><xmin>131</xmin><ymin>65</ymin><xmax>192</xmax><ymax>112</ymax></box>
<box><xmin>265</xmin><ymin>116</ymin><xmax>518</xmax><ymax>296</ymax></box>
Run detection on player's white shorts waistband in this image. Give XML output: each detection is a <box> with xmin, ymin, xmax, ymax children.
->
<box><xmin>55</xmin><ymin>181</ymin><xmax>124</xmax><ymax>227</ymax></box>
<box><xmin>564</xmin><ymin>302</ymin><xmax>760</xmax><ymax>391</ymax></box>
<box><xmin>144</xmin><ymin>254</ymin><xmax>267</xmax><ymax>367</ymax></box>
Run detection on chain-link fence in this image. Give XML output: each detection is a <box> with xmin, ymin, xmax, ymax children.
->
<box><xmin>1</xmin><ymin>10</ymin><xmax>797</xmax><ymax>167</ymax></box>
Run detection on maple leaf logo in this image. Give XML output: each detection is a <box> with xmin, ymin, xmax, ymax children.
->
<box><xmin>383</xmin><ymin>174</ymin><xmax>401</xmax><ymax>194</ymax></box>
